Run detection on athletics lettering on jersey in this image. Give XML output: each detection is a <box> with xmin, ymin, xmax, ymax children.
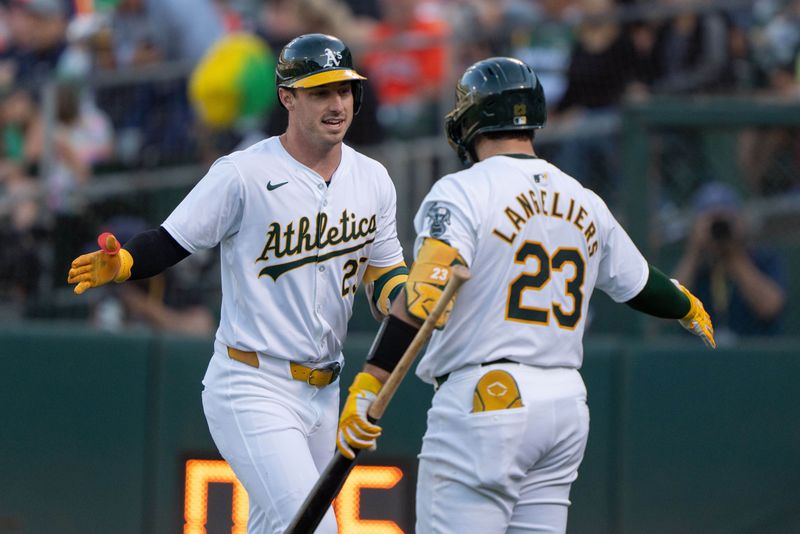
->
<box><xmin>257</xmin><ymin>209</ymin><xmax>378</xmax><ymax>280</ymax></box>
<box><xmin>492</xmin><ymin>188</ymin><xmax>599</xmax><ymax>257</ymax></box>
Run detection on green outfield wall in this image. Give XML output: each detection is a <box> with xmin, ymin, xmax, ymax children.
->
<box><xmin>1</xmin><ymin>326</ymin><xmax>798</xmax><ymax>533</ymax></box>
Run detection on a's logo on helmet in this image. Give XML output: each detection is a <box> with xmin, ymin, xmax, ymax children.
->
<box><xmin>426</xmin><ymin>202</ymin><xmax>451</xmax><ymax>238</ymax></box>
<box><xmin>322</xmin><ymin>48</ymin><xmax>342</xmax><ymax>68</ymax></box>
<box><xmin>513</xmin><ymin>103</ymin><xmax>527</xmax><ymax>125</ymax></box>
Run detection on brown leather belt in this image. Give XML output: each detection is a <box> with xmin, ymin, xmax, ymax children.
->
<box><xmin>226</xmin><ymin>347</ymin><xmax>341</xmax><ymax>388</ymax></box>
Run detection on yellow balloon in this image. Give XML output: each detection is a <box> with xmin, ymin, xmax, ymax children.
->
<box><xmin>189</xmin><ymin>33</ymin><xmax>275</xmax><ymax>128</ymax></box>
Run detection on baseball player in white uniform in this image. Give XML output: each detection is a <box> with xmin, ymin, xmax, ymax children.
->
<box><xmin>67</xmin><ymin>34</ymin><xmax>407</xmax><ymax>533</ymax></box>
<box><xmin>336</xmin><ymin>57</ymin><xmax>715</xmax><ymax>533</ymax></box>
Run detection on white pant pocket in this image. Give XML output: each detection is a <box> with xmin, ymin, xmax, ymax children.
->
<box><xmin>467</xmin><ymin>407</ymin><xmax>529</xmax><ymax>490</ymax></box>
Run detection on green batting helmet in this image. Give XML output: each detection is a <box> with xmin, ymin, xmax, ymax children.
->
<box><xmin>445</xmin><ymin>57</ymin><xmax>546</xmax><ymax>164</ymax></box>
<box><xmin>276</xmin><ymin>33</ymin><xmax>367</xmax><ymax>114</ymax></box>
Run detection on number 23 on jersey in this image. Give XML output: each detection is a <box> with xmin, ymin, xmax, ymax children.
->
<box><xmin>506</xmin><ymin>240</ymin><xmax>586</xmax><ymax>330</ymax></box>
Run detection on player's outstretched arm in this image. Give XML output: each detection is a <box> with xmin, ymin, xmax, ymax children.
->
<box><xmin>625</xmin><ymin>265</ymin><xmax>716</xmax><ymax>348</ymax></box>
<box><xmin>67</xmin><ymin>226</ymin><xmax>191</xmax><ymax>295</ymax></box>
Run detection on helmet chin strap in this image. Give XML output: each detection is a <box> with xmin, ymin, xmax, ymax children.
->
<box><xmin>351</xmin><ymin>81</ymin><xmax>363</xmax><ymax>115</ymax></box>
<box><xmin>465</xmin><ymin>145</ymin><xmax>478</xmax><ymax>165</ymax></box>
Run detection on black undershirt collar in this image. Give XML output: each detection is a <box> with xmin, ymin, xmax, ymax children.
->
<box><xmin>500</xmin><ymin>153</ymin><xmax>539</xmax><ymax>159</ymax></box>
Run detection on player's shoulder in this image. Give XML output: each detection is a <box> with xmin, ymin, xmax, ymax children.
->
<box><xmin>424</xmin><ymin>171</ymin><xmax>476</xmax><ymax>206</ymax></box>
<box><xmin>341</xmin><ymin>143</ymin><xmax>397</xmax><ymax>198</ymax></box>
<box><xmin>211</xmin><ymin>137</ymin><xmax>277</xmax><ymax>174</ymax></box>
<box><xmin>532</xmin><ymin>159</ymin><xmax>578</xmax><ymax>189</ymax></box>
<box><xmin>223</xmin><ymin>136</ymin><xmax>277</xmax><ymax>163</ymax></box>
<box><xmin>574</xmin><ymin>180</ymin><xmax>613</xmax><ymax>217</ymax></box>
<box><xmin>435</xmin><ymin>155</ymin><xmax>547</xmax><ymax>198</ymax></box>
<box><xmin>545</xmin><ymin>161</ymin><xmax>611</xmax><ymax>207</ymax></box>
<box><xmin>433</xmin><ymin>162</ymin><xmax>491</xmax><ymax>196</ymax></box>
<box><xmin>343</xmin><ymin>143</ymin><xmax>391</xmax><ymax>180</ymax></box>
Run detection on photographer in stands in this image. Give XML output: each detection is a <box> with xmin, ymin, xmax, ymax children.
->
<box><xmin>674</xmin><ymin>182</ymin><xmax>786</xmax><ymax>342</ymax></box>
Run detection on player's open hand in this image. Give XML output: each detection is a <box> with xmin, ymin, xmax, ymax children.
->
<box><xmin>672</xmin><ymin>279</ymin><xmax>716</xmax><ymax>349</ymax></box>
<box><xmin>67</xmin><ymin>232</ymin><xmax>128</xmax><ymax>294</ymax></box>
<box><xmin>336</xmin><ymin>372</ymin><xmax>383</xmax><ymax>460</ymax></box>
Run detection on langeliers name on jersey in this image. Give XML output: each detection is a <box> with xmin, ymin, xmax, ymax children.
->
<box><xmin>256</xmin><ymin>209</ymin><xmax>377</xmax><ymax>280</ymax></box>
<box><xmin>492</xmin><ymin>188</ymin><xmax>599</xmax><ymax>257</ymax></box>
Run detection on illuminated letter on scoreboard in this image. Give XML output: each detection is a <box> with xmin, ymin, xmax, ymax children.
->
<box><xmin>334</xmin><ymin>465</ymin><xmax>404</xmax><ymax>533</ymax></box>
<box><xmin>184</xmin><ymin>460</ymin><xmax>407</xmax><ymax>534</ymax></box>
<box><xmin>184</xmin><ymin>460</ymin><xmax>248</xmax><ymax>534</ymax></box>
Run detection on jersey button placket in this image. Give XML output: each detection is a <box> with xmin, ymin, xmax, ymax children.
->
<box><xmin>316</xmin><ymin>263</ymin><xmax>325</xmax><ymax>314</ymax></box>
<box><xmin>314</xmin><ymin>180</ymin><xmax>330</xmax><ymax>355</ymax></box>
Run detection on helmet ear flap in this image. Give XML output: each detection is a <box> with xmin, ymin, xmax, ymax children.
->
<box><xmin>445</xmin><ymin>112</ymin><xmax>471</xmax><ymax>165</ymax></box>
<box><xmin>352</xmin><ymin>81</ymin><xmax>363</xmax><ymax>115</ymax></box>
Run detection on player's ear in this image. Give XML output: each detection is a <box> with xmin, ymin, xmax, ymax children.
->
<box><xmin>279</xmin><ymin>87</ymin><xmax>296</xmax><ymax>111</ymax></box>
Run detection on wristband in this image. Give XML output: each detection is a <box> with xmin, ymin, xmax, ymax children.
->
<box><xmin>115</xmin><ymin>249</ymin><xmax>134</xmax><ymax>282</ymax></box>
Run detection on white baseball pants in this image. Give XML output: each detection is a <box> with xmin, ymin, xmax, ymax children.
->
<box><xmin>416</xmin><ymin>363</ymin><xmax>589</xmax><ymax>534</ymax></box>
<box><xmin>202</xmin><ymin>344</ymin><xmax>339</xmax><ymax>534</ymax></box>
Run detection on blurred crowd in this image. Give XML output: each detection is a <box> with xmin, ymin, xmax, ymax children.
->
<box><xmin>0</xmin><ymin>0</ymin><xmax>797</xmax><ymax>336</ymax></box>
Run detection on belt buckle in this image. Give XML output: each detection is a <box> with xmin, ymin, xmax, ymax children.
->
<box><xmin>307</xmin><ymin>362</ymin><xmax>342</xmax><ymax>387</ymax></box>
<box><xmin>327</xmin><ymin>361</ymin><xmax>342</xmax><ymax>382</ymax></box>
<box><xmin>434</xmin><ymin>374</ymin><xmax>449</xmax><ymax>390</ymax></box>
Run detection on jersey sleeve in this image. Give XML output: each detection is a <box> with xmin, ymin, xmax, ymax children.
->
<box><xmin>413</xmin><ymin>175</ymin><xmax>479</xmax><ymax>265</ymax></box>
<box><xmin>592</xmin><ymin>191</ymin><xmax>649</xmax><ymax>302</ymax></box>
<box><xmin>162</xmin><ymin>158</ymin><xmax>244</xmax><ymax>253</ymax></box>
<box><xmin>367</xmin><ymin>168</ymin><xmax>405</xmax><ymax>267</ymax></box>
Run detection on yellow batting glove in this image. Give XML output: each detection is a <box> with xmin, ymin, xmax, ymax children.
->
<box><xmin>336</xmin><ymin>372</ymin><xmax>383</xmax><ymax>460</ymax></box>
<box><xmin>67</xmin><ymin>232</ymin><xmax>133</xmax><ymax>295</ymax></box>
<box><xmin>672</xmin><ymin>279</ymin><xmax>716</xmax><ymax>349</ymax></box>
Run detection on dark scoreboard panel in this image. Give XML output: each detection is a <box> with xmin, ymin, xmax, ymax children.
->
<box><xmin>183</xmin><ymin>458</ymin><xmax>417</xmax><ymax>533</ymax></box>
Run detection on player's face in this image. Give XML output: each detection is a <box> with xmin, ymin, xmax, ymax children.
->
<box><xmin>290</xmin><ymin>81</ymin><xmax>354</xmax><ymax>148</ymax></box>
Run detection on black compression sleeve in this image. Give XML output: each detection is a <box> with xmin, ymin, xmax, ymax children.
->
<box><xmin>365</xmin><ymin>315</ymin><xmax>419</xmax><ymax>373</ymax></box>
<box><xmin>625</xmin><ymin>265</ymin><xmax>691</xmax><ymax>319</ymax></box>
<box><xmin>124</xmin><ymin>226</ymin><xmax>191</xmax><ymax>280</ymax></box>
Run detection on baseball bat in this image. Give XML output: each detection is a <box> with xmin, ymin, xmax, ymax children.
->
<box><xmin>284</xmin><ymin>265</ymin><xmax>471</xmax><ymax>534</ymax></box>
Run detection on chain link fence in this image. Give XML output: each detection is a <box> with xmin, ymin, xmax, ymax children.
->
<box><xmin>1</xmin><ymin>0</ymin><xmax>798</xmax><ymax>342</ymax></box>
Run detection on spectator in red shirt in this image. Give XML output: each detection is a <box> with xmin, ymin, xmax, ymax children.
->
<box><xmin>361</xmin><ymin>0</ymin><xmax>449</xmax><ymax>137</ymax></box>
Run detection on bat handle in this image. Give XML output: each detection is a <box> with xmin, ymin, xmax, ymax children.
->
<box><xmin>284</xmin><ymin>451</ymin><xmax>359</xmax><ymax>534</ymax></box>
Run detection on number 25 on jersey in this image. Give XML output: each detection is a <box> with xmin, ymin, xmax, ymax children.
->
<box><xmin>506</xmin><ymin>241</ymin><xmax>586</xmax><ymax>329</ymax></box>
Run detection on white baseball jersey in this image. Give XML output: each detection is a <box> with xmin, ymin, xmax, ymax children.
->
<box><xmin>414</xmin><ymin>154</ymin><xmax>648</xmax><ymax>383</ymax></box>
<box><xmin>163</xmin><ymin>136</ymin><xmax>404</xmax><ymax>364</ymax></box>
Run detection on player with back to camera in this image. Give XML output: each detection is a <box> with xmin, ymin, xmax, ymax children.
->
<box><xmin>67</xmin><ymin>34</ymin><xmax>408</xmax><ymax>534</ymax></box>
<box><xmin>335</xmin><ymin>57</ymin><xmax>716</xmax><ymax>534</ymax></box>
